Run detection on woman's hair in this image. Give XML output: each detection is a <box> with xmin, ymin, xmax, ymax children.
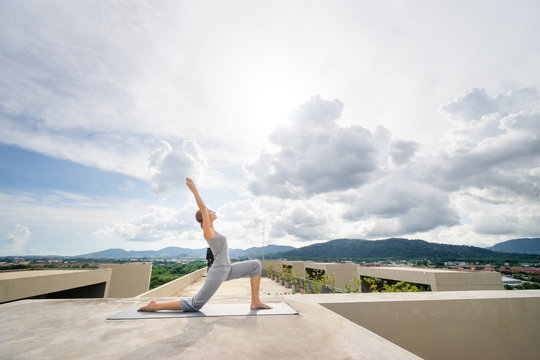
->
<box><xmin>195</xmin><ymin>210</ymin><xmax>203</xmax><ymax>226</ymax></box>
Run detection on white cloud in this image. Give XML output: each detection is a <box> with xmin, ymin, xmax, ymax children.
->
<box><xmin>6</xmin><ymin>86</ymin><xmax>537</xmax><ymax>251</ymax></box>
<box><xmin>244</xmin><ymin>95</ymin><xmax>461</xmax><ymax>239</ymax></box>
<box><xmin>417</xmin><ymin>87</ymin><xmax>540</xmax><ymax>238</ymax></box>
<box><xmin>244</xmin><ymin>87</ymin><xmax>540</xmax><ymax>243</ymax></box>
<box><xmin>500</xmin><ymin>111</ymin><xmax>540</xmax><ymax>132</ymax></box>
<box><xmin>441</xmin><ymin>88</ymin><xmax>497</xmax><ymax>122</ymax></box>
<box><xmin>149</xmin><ymin>140</ymin><xmax>207</xmax><ymax>198</ymax></box>
<box><xmin>0</xmin><ymin>2</ymin><xmax>213</xmax><ymax>180</ymax></box>
<box><xmin>184</xmin><ymin>196</ymin><xmax>340</xmax><ymax>247</ymax></box>
<box><xmin>428</xmin><ymin>88</ymin><xmax>540</xmax><ymax>198</ymax></box>
<box><xmin>247</xmin><ymin>96</ymin><xmax>380</xmax><ymax>198</ymax></box>
<box><xmin>441</xmin><ymin>87</ymin><xmax>540</xmax><ymax>123</ymax></box>
<box><xmin>390</xmin><ymin>140</ymin><xmax>420</xmax><ymax>165</ymax></box>
<box><xmin>343</xmin><ymin>173</ymin><xmax>460</xmax><ymax>236</ymax></box>
<box><xmin>95</xmin><ymin>205</ymin><xmax>199</xmax><ymax>243</ymax></box>
<box><xmin>269</xmin><ymin>202</ymin><xmax>333</xmax><ymax>242</ymax></box>
<box><xmin>3</xmin><ymin>224</ymin><xmax>30</xmax><ymax>253</ymax></box>
<box><xmin>0</xmin><ymin>191</ymin><xmax>154</xmax><ymax>254</ymax></box>
<box><xmin>452</xmin><ymin>188</ymin><xmax>540</xmax><ymax>238</ymax></box>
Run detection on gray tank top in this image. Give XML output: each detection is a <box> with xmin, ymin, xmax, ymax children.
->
<box><xmin>206</xmin><ymin>231</ymin><xmax>231</xmax><ymax>266</ymax></box>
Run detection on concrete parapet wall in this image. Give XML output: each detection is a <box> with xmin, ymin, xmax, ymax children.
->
<box><xmin>356</xmin><ymin>266</ymin><xmax>437</xmax><ymax>287</ymax></box>
<box><xmin>136</xmin><ymin>267</ymin><xmax>207</xmax><ymax>298</ymax></box>
<box><xmin>432</xmin><ymin>271</ymin><xmax>504</xmax><ymax>291</ymax></box>
<box><xmin>282</xmin><ymin>261</ymin><xmax>306</xmax><ymax>278</ymax></box>
<box><xmin>98</xmin><ymin>263</ymin><xmax>152</xmax><ymax>298</ymax></box>
<box><xmin>321</xmin><ymin>290</ymin><xmax>540</xmax><ymax>360</ymax></box>
<box><xmin>261</xmin><ymin>260</ymin><xmax>284</xmax><ymax>276</ymax></box>
<box><xmin>264</xmin><ymin>260</ymin><xmax>356</xmax><ymax>289</ymax></box>
<box><xmin>357</xmin><ymin>266</ymin><xmax>503</xmax><ymax>291</ymax></box>
<box><xmin>264</xmin><ymin>260</ymin><xmax>504</xmax><ymax>292</ymax></box>
<box><xmin>316</xmin><ymin>263</ymin><xmax>357</xmax><ymax>289</ymax></box>
<box><xmin>0</xmin><ymin>269</ymin><xmax>112</xmax><ymax>303</ymax></box>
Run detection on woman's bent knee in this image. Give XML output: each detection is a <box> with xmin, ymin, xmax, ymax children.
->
<box><xmin>251</xmin><ymin>260</ymin><xmax>262</xmax><ymax>277</ymax></box>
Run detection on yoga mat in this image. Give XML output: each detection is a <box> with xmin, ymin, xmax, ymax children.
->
<box><xmin>107</xmin><ymin>302</ymin><xmax>298</xmax><ymax>320</ymax></box>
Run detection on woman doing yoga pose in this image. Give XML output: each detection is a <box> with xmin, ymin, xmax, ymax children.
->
<box><xmin>138</xmin><ymin>178</ymin><xmax>271</xmax><ymax>312</ymax></box>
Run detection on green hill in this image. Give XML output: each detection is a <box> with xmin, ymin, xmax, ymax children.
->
<box><xmin>268</xmin><ymin>238</ymin><xmax>540</xmax><ymax>262</ymax></box>
<box><xmin>488</xmin><ymin>238</ymin><xmax>540</xmax><ymax>254</ymax></box>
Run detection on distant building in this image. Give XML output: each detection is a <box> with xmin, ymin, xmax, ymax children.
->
<box><xmin>444</xmin><ymin>261</ymin><xmax>466</xmax><ymax>267</ymax></box>
<box><xmin>501</xmin><ymin>276</ymin><xmax>525</xmax><ymax>287</ymax></box>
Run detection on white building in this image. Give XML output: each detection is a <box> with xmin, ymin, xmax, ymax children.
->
<box><xmin>501</xmin><ymin>276</ymin><xmax>525</xmax><ymax>287</ymax></box>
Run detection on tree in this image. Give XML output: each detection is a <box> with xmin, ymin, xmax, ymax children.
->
<box><xmin>149</xmin><ymin>261</ymin><xmax>206</xmax><ymax>289</ymax></box>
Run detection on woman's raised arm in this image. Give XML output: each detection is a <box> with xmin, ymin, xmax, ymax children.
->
<box><xmin>185</xmin><ymin>178</ymin><xmax>215</xmax><ymax>239</ymax></box>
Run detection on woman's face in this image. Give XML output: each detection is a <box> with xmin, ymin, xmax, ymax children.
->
<box><xmin>208</xmin><ymin>210</ymin><xmax>217</xmax><ymax>221</ymax></box>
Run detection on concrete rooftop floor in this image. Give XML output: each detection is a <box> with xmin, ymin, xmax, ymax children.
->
<box><xmin>167</xmin><ymin>272</ymin><xmax>293</xmax><ymax>297</ymax></box>
<box><xmin>1</xmin><ymin>277</ymin><xmax>421</xmax><ymax>360</ymax></box>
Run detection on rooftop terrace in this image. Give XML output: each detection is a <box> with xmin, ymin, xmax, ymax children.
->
<box><xmin>1</xmin><ymin>277</ymin><xmax>421</xmax><ymax>359</ymax></box>
<box><xmin>2</xmin><ymin>274</ymin><xmax>539</xmax><ymax>359</ymax></box>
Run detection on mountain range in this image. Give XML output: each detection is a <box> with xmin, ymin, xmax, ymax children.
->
<box><xmin>76</xmin><ymin>237</ymin><xmax>540</xmax><ymax>260</ymax></box>
<box><xmin>270</xmin><ymin>238</ymin><xmax>540</xmax><ymax>261</ymax></box>
<box><xmin>487</xmin><ymin>238</ymin><xmax>540</xmax><ymax>254</ymax></box>
<box><xmin>77</xmin><ymin>244</ymin><xmax>295</xmax><ymax>259</ymax></box>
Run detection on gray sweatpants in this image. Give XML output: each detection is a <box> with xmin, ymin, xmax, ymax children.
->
<box><xmin>179</xmin><ymin>259</ymin><xmax>262</xmax><ymax>312</ymax></box>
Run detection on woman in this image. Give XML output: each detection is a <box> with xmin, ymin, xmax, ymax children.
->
<box><xmin>138</xmin><ymin>177</ymin><xmax>271</xmax><ymax>312</ymax></box>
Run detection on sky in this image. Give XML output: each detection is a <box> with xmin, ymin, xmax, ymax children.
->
<box><xmin>1</xmin><ymin>0</ymin><xmax>540</xmax><ymax>255</ymax></box>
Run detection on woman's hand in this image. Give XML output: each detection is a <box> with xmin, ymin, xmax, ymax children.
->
<box><xmin>186</xmin><ymin>177</ymin><xmax>214</xmax><ymax>239</ymax></box>
<box><xmin>185</xmin><ymin>177</ymin><xmax>198</xmax><ymax>193</ymax></box>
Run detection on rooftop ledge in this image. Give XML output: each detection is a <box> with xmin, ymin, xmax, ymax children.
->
<box><xmin>1</xmin><ymin>276</ymin><xmax>539</xmax><ymax>360</ymax></box>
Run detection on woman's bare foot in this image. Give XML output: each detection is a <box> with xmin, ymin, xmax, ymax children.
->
<box><xmin>138</xmin><ymin>299</ymin><xmax>158</xmax><ymax>312</ymax></box>
<box><xmin>251</xmin><ymin>301</ymin><xmax>272</xmax><ymax>310</ymax></box>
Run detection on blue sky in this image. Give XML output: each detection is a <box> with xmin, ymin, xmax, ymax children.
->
<box><xmin>1</xmin><ymin>0</ymin><xmax>540</xmax><ymax>255</ymax></box>
<box><xmin>0</xmin><ymin>145</ymin><xmax>145</xmax><ymax>196</ymax></box>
